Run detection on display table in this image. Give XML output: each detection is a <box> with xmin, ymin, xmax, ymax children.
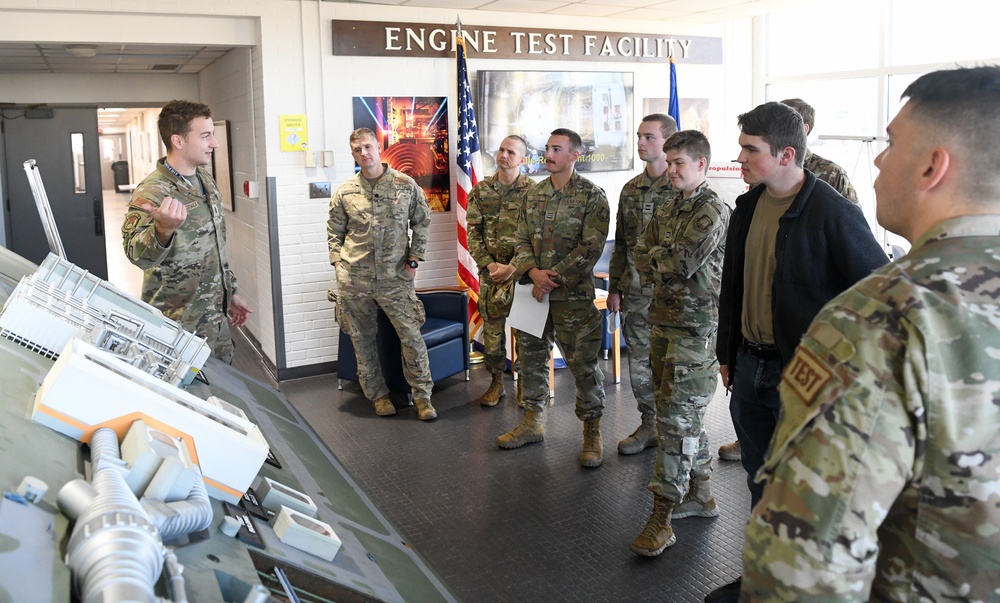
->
<box><xmin>0</xmin><ymin>335</ymin><xmax>458</xmax><ymax>603</ymax></box>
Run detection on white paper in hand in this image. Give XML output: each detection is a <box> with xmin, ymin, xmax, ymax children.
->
<box><xmin>507</xmin><ymin>281</ymin><xmax>549</xmax><ymax>338</ymax></box>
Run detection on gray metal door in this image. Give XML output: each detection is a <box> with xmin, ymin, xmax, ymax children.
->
<box><xmin>2</xmin><ymin>107</ymin><xmax>108</xmax><ymax>279</ymax></box>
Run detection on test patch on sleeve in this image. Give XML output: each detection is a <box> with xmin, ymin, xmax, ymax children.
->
<box><xmin>783</xmin><ymin>348</ymin><xmax>832</xmax><ymax>404</ymax></box>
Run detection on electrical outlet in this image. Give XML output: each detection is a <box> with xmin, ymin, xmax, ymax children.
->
<box><xmin>309</xmin><ymin>182</ymin><xmax>331</xmax><ymax>199</ymax></box>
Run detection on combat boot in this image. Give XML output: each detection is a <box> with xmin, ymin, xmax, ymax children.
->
<box><xmin>413</xmin><ymin>397</ymin><xmax>437</xmax><ymax>421</ymax></box>
<box><xmin>579</xmin><ymin>417</ymin><xmax>603</xmax><ymax>468</ymax></box>
<box><xmin>672</xmin><ymin>475</ymin><xmax>720</xmax><ymax>519</ymax></box>
<box><xmin>516</xmin><ymin>376</ymin><xmax>524</xmax><ymax>408</ymax></box>
<box><xmin>497</xmin><ymin>410</ymin><xmax>544</xmax><ymax>449</ymax></box>
<box><xmin>718</xmin><ymin>440</ymin><xmax>741</xmax><ymax>461</ymax></box>
<box><xmin>372</xmin><ymin>396</ymin><xmax>396</xmax><ymax>417</ymax></box>
<box><xmin>617</xmin><ymin>411</ymin><xmax>657</xmax><ymax>455</ymax></box>
<box><xmin>629</xmin><ymin>495</ymin><xmax>677</xmax><ymax>556</ymax></box>
<box><xmin>479</xmin><ymin>372</ymin><xmax>505</xmax><ymax>407</ymax></box>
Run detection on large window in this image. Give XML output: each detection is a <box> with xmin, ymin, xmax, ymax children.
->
<box><xmin>765</xmin><ymin>78</ymin><xmax>880</xmax><ymax>218</ymax></box>
<box><xmin>765</xmin><ymin>0</ymin><xmax>881</xmax><ymax>77</ymax></box>
<box><xmin>761</xmin><ymin>0</ymin><xmax>1000</xmax><ymax>253</ymax></box>
<box><xmin>890</xmin><ymin>0</ymin><xmax>1000</xmax><ymax>66</ymax></box>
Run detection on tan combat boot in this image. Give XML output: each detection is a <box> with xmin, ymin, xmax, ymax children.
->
<box><xmin>497</xmin><ymin>410</ymin><xmax>544</xmax><ymax>449</ymax></box>
<box><xmin>372</xmin><ymin>396</ymin><xmax>396</xmax><ymax>417</ymax></box>
<box><xmin>672</xmin><ymin>475</ymin><xmax>720</xmax><ymax>519</ymax></box>
<box><xmin>413</xmin><ymin>397</ymin><xmax>437</xmax><ymax>421</ymax></box>
<box><xmin>579</xmin><ymin>417</ymin><xmax>603</xmax><ymax>468</ymax></box>
<box><xmin>479</xmin><ymin>372</ymin><xmax>505</xmax><ymax>407</ymax></box>
<box><xmin>617</xmin><ymin>411</ymin><xmax>657</xmax><ymax>455</ymax></box>
<box><xmin>629</xmin><ymin>495</ymin><xmax>677</xmax><ymax>556</ymax></box>
<box><xmin>718</xmin><ymin>440</ymin><xmax>742</xmax><ymax>461</ymax></box>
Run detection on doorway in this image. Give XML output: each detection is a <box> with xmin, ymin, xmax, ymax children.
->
<box><xmin>99</xmin><ymin>129</ymin><xmax>145</xmax><ymax>297</ymax></box>
<box><xmin>1</xmin><ymin>106</ymin><xmax>109</xmax><ymax>280</ymax></box>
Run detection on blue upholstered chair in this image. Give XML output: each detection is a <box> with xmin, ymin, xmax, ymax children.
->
<box><xmin>337</xmin><ymin>288</ymin><xmax>470</xmax><ymax>400</ymax></box>
<box><xmin>593</xmin><ymin>239</ymin><xmax>626</xmax><ymax>359</ymax></box>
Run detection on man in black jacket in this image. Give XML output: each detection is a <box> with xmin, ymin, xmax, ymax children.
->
<box><xmin>705</xmin><ymin>102</ymin><xmax>887</xmax><ymax>603</ymax></box>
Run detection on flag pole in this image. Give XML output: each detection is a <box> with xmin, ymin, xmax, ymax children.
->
<box><xmin>453</xmin><ymin>17</ymin><xmax>485</xmax><ymax>364</ymax></box>
<box><xmin>668</xmin><ymin>56</ymin><xmax>681</xmax><ymax>129</ymax></box>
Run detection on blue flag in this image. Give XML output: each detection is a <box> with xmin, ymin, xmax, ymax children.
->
<box><xmin>668</xmin><ymin>57</ymin><xmax>681</xmax><ymax>130</ymax></box>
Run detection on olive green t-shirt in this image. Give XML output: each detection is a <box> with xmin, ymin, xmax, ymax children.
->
<box><xmin>741</xmin><ymin>189</ymin><xmax>796</xmax><ymax>345</ymax></box>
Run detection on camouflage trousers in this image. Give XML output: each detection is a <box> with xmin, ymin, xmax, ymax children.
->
<box><xmin>336</xmin><ymin>282</ymin><xmax>433</xmax><ymax>400</ymax></box>
<box><xmin>648</xmin><ymin>324</ymin><xmax>719</xmax><ymax>503</ymax></box>
<box><xmin>621</xmin><ymin>291</ymin><xmax>655</xmax><ymax>416</ymax></box>
<box><xmin>478</xmin><ymin>277</ymin><xmax>516</xmax><ymax>374</ymax></box>
<box><xmin>481</xmin><ymin>316</ymin><xmax>523</xmax><ymax>374</ymax></box>
<box><xmin>188</xmin><ymin>307</ymin><xmax>235</xmax><ymax>364</ymax></box>
<box><xmin>518</xmin><ymin>299</ymin><xmax>605</xmax><ymax>420</ymax></box>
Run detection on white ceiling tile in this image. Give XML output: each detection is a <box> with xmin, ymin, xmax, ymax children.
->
<box><xmin>606</xmin><ymin>7</ymin><xmax>691</xmax><ymax>19</ymax></box>
<box><xmin>544</xmin><ymin>3</ymin><xmax>625</xmax><ymax>17</ymax></box>
<box><xmin>400</xmin><ymin>0</ymin><xmax>490</xmax><ymax>6</ymax></box>
<box><xmin>575</xmin><ymin>0</ymin><xmax>663</xmax><ymax>7</ymax></box>
<box><xmin>479</xmin><ymin>0</ymin><xmax>571</xmax><ymax>13</ymax></box>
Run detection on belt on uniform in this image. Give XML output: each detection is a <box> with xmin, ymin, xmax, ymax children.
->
<box><xmin>743</xmin><ymin>340</ymin><xmax>780</xmax><ymax>360</ymax></box>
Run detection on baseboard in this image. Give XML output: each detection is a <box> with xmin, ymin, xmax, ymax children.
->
<box><xmin>234</xmin><ymin>326</ymin><xmax>337</xmax><ymax>382</ymax></box>
<box><xmin>233</xmin><ymin>326</ymin><xmax>279</xmax><ymax>380</ymax></box>
<box><xmin>277</xmin><ymin>361</ymin><xmax>337</xmax><ymax>382</ymax></box>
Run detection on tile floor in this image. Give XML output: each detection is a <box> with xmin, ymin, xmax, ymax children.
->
<box><xmin>276</xmin><ymin>357</ymin><xmax>750</xmax><ymax>603</ymax></box>
<box><xmin>101</xmin><ymin>204</ymin><xmax>752</xmax><ymax>602</ymax></box>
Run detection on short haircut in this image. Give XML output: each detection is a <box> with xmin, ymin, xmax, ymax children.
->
<box><xmin>349</xmin><ymin>127</ymin><xmax>377</xmax><ymax>145</ymax></box>
<box><xmin>503</xmin><ymin>134</ymin><xmax>529</xmax><ymax>155</ymax></box>
<box><xmin>902</xmin><ymin>65</ymin><xmax>1000</xmax><ymax>199</ymax></box>
<box><xmin>738</xmin><ymin>102</ymin><xmax>807</xmax><ymax>167</ymax></box>
<box><xmin>550</xmin><ymin>128</ymin><xmax>582</xmax><ymax>152</ymax></box>
<box><xmin>158</xmin><ymin>100</ymin><xmax>212</xmax><ymax>149</ymax></box>
<box><xmin>642</xmin><ymin>113</ymin><xmax>680</xmax><ymax>139</ymax></box>
<box><xmin>781</xmin><ymin>98</ymin><xmax>815</xmax><ymax>132</ymax></box>
<box><xmin>664</xmin><ymin>130</ymin><xmax>712</xmax><ymax>172</ymax></box>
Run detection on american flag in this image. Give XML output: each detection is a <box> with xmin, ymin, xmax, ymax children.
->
<box><xmin>455</xmin><ymin>23</ymin><xmax>483</xmax><ymax>328</ymax></box>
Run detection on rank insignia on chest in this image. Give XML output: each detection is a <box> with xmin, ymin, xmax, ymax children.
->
<box><xmin>643</xmin><ymin>202</ymin><xmax>654</xmax><ymax>214</ymax></box>
<box><xmin>545</xmin><ymin>211</ymin><xmax>555</xmax><ymax>221</ymax></box>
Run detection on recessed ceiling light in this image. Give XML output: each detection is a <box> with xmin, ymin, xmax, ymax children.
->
<box><xmin>66</xmin><ymin>45</ymin><xmax>98</xmax><ymax>58</ymax></box>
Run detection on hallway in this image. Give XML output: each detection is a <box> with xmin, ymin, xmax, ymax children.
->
<box><xmin>101</xmin><ymin>189</ymin><xmax>144</xmax><ymax>298</ymax></box>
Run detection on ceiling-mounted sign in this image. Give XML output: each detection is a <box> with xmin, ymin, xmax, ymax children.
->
<box><xmin>331</xmin><ymin>20</ymin><xmax>723</xmax><ymax>64</ymax></box>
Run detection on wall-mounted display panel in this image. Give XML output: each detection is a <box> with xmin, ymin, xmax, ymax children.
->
<box><xmin>478</xmin><ymin>71</ymin><xmax>634</xmax><ymax>174</ymax></box>
<box><xmin>352</xmin><ymin>96</ymin><xmax>450</xmax><ymax>212</ymax></box>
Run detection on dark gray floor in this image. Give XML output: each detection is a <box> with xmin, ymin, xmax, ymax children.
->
<box><xmin>267</xmin><ymin>352</ymin><xmax>749</xmax><ymax>603</ymax></box>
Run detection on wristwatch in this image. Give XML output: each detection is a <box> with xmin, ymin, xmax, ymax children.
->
<box><xmin>407</xmin><ymin>260</ymin><xmax>419</xmax><ymax>269</ymax></box>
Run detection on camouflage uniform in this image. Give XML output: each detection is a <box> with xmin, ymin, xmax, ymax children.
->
<box><xmin>608</xmin><ymin>171</ymin><xmax>674</xmax><ymax>417</ymax></box>
<box><xmin>635</xmin><ymin>181</ymin><xmax>730</xmax><ymax>502</ymax></box>
<box><xmin>511</xmin><ymin>171</ymin><xmax>610</xmax><ymax>418</ymax></box>
<box><xmin>466</xmin><ymin>172</ymin><xmax>533</xmax><ymax>373</ymax></box>
<box><xmin>804</xmin><ymin>149</ymin><xmax>858</xmax><ymax>203</ymax></box>
<box><xmin>742</xmin><ymin>214</ymin><xmax>1000</xmax><ymax>601</ymax></box>
<box><xmin>328</xmin><ymin>164</ymin><xmax>433</xmax><ymax>401</ymax></box>
<box><xmin>123</xmin><ymin>159</ymin><xmax>238</xmax><ymax>363</ymax></box>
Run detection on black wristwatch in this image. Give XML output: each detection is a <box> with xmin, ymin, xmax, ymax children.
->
<box><xmin>407</xmin><ymin>260</ymin><xmax>419</xmax><ymax>269</ymax></box>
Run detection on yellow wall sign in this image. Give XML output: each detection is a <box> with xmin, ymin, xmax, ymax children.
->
<box><xmin>280</xmin><ymin>114</ymin><xmax>309</xmax><ymax>152</ymax></box>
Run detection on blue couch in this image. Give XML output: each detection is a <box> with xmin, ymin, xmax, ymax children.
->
<box><xmin>337</xmin><ymin>288</ymin><xmax>470</xmax><ymax>398</ymax></box>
